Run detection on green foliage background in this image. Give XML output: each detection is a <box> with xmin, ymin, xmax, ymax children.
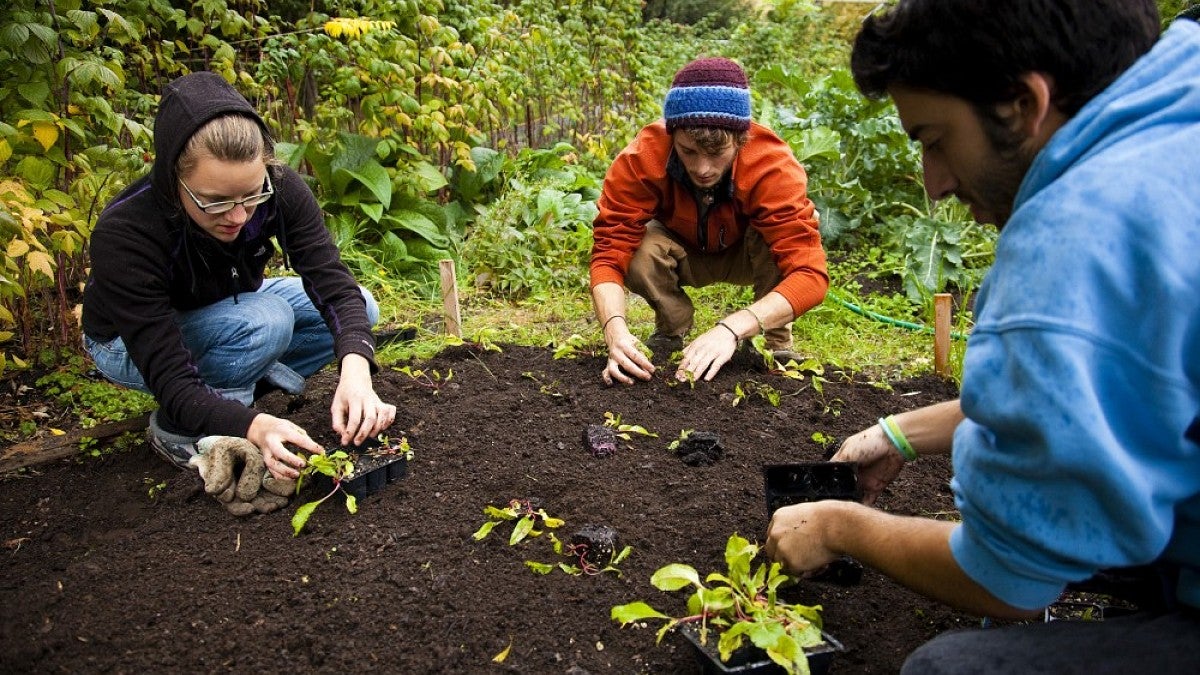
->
<box><xmin>0</xmin><ymin>0</ymin><xmax>1186</xmax><ymax>382</ymax></box>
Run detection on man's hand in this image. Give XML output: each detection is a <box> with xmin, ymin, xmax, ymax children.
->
<box><xmin>762</xmin><ymin>501</ymin><xmax>844</xmax><ymax>576</ymax></box>
<box><xmin>832</xmin><ymin>423</ymin><xmax>907</xmax><ymax>506</ymax></box>
<box><xmin>332</xmin><ymin>353</ymin><xmax>397</xmax><ymax>447</ymax></box>
<box><xmin>601</xmin><ymin>330</ymin><xmax>655</xmax><ymax>385</ymax></box>
<box><xmin>676</xmin><ymin>324</ymin><xmax>739</xmax><ymax>382</ymax></box>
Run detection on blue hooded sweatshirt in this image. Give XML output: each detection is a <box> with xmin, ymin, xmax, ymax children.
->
<box><xmin>949</xmin><ymin>20</ymin><xmax>1200</xmax><ymax>611</ymax></box>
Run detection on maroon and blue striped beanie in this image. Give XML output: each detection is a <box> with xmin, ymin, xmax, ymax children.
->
<box><xmin>663</xmin><ymin>57</ymin><xmax>752</xmax><ymax>132</ymax></box>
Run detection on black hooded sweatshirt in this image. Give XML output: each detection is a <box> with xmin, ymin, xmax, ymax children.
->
<box><xmin>82</xmin><ymin>72</ymin><xmax>376</xmax><ymax>437</ymax></box>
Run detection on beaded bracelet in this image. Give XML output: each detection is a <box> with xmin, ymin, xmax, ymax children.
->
<box><xmin>879</xmin><ymin>415</ymin><xmax>918</xmax><ymax>461</ymax></box>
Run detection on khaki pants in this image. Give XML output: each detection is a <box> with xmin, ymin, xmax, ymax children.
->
<box><xmin>625</xmin><ymin>221</ymin><xmax>792</xmax><ymax>350</ymax></box>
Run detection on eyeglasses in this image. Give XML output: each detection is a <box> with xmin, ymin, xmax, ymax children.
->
<box><xmin>179</xmin><ymin>172</ymin><xmax>274</xmax><ymax>215</ymax></box>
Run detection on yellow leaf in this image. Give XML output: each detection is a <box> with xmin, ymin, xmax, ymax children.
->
<box><xmin>492</xmin><ymin>640</ymin><xmax>512</xmax><ymax>663</ymax></box>
<box><xmin>50</xmin><ymin>428</ymin><xmax>66</xmax><ymax>436</ymax></box>
<box><xmin>25</xmin><ymin>250</ymin><xmax>55</xmax><ymax>280</ymax></box>
<box><xmin>7</xmin><ymin>238</ymin><xmax>30</xmax><ymax>258</ymax></box>
<box><xmin>0</xmin><ymin>138</ymin><xmax>11</xmax><ymax>163</ymax></box>
<box><xmin>32</xmin><ymin>121</ymin><xmax>58</xmax><ymax>152</ymax></box>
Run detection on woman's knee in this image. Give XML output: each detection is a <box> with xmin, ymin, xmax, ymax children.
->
<box><xmin>360</xmin><ymin>286</ymin><xmax>380</xmax><ymax>327</ymax></box>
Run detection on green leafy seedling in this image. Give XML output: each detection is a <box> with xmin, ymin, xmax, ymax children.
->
<box><xmin>603</xmin><ymin>411</ymin><xmax>658</xmax><ymax>440</ymax></box>
<box><xmin>525</xmin><ymin>532</ymin><xmax>633</xmax><ymax>577</ymax></box>
<box><xmin>473</xmin><ymin>499</ymin><xmax>565</xmax><ymax>546</ymax></box>
<box><xmin>291</xmin><ymin>450</ymin><xmax>357</xmax><ymax>537</ymax></box>
<box><xmin>612</xmin><ymin>533</ymin><xmax>826</xmax><ymax>675</ymax></box>
<box><xmin>667</xmin><ymin>429</ymin><xmax>694</xmax><ymax>451</ymax></box>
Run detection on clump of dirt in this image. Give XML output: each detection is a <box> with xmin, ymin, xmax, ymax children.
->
<box><xmin>0</xmin><ymin>344</ymin><xmax>970</xmax><ymax>674</ymax></box>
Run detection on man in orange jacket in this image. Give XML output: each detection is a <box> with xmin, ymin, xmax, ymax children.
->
<box><xmin>589</xmin><ymin>57</ymin><xmax>828</xmax><ymax>385</ymax></box>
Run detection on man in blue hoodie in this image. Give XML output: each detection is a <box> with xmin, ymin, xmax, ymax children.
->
<box><xmin>765</xmin><ymin>1</ymin><xmax>1200</xmax><ymax>671</ymax></box>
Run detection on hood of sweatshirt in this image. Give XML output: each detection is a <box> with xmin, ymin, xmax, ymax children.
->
<box><xmin>150</xmin><ymin>71</ymin><xmax>271</xmax><ymax>205</ymax></box>
<box><xmin>1015</xmin><ymin>20</ymin><xmax>1200</xmax><ymax>209</ymax></box>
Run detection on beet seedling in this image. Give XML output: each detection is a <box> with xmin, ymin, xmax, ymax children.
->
<box><xmin>612</xmin><ymin>533</ymin><xmax>826</xmax><ymax>675</ymax></box>
<box><xmin>526</xmin><ymin>531</ymin><xmax>633</xmax><ymax>577</ymax></box>
<box><xmin>394</xmin><ymin>365</ymin><xmax>453</xmax><ymax>394</ymax></box>
<box><xmin>472</xmin><ymin>498</ymin><xmax>565</xmax><ymax>545</ymax></box>
<box><xmin>732</xmin><ymin>380</ymin><xmax>783</xmax><ymax>407</ymax></box>
<box><xmin>603</xmin><ymin>411</ymin><xmax>658</xmax><ymax>440</ymax></box>
<box><xmin>291</xmin><ymin>450</ymin><xmax>357</xmax><ymax>537</ymax></box>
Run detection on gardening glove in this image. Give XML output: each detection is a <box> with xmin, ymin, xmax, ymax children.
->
<box><xmin>190</xmin><ymin>436</ymin><xmax>269</xmax><ymax>517</ymax></box>
<box><xmin>252</xmin><ymin>473</ymin><xmax>298</xmax><ymax>514</ymax></box>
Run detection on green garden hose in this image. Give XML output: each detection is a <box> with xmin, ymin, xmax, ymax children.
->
<box><xmin>826</xmin><ymin>290</ymin><xmax>970</xmax><ymax>341</ymax></box>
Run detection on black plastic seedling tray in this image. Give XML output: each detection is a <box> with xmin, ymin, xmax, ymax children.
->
<box><xmin>763</xmin><ymin>462</ymin><xmax>865</xmax><ymax>586</ymax></box>
<box><xmin>679</xmin><ymin>623</ymin><xmax>843</xmax><ymax>675</ymax></box>
<box><xmin>313</xmin><ymin>437</ymin><xmax>409</xmax><ymax>500</ymax></box>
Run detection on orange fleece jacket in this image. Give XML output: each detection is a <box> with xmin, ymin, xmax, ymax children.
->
<box><xmin>589</xmin><ymin>120</ymin><xmax>828</xmax><ymax>316</ymax></box>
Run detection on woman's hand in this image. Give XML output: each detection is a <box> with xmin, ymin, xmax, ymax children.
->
<box><xmin>332</xmin><ymin>354</ymin><xmax>397</xmax><ymax>446</ymax></box>
<box><xmin>246</xmin><ymin>413</ymin><xmax>324</xmax><ymax>480</ymax></box>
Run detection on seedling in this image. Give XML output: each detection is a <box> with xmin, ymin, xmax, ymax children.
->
<box><xmin>526</xmin><ymin>529</ymin><xmax>633</xmax><ymax>577</ymax></box>
<box><xmin>552</xmin><ymin>333</ymin><xmax>590</xmax><ymax>360</ymax></box>
<box><xmin>373</xmin><ymin>434</ymin><xmax>414</xmax><ymax>460</ymax></box>
<box><xmin>810</xmin><ymin>432</ymin><xmax>835</xmax><ymax>454</ymax></box>
<box><xmin>612</xmin><ymin>533</ymin><xmax>826</xmax><ymax>675</ymax></box>
<box><xmin>393</xmin><ymin>365</ymin><xmax>453</xmax><ymax>394</ymax></box>
<box><xmin>472</xmin><ymin>498</ymin><xmax>565</xmax><ymax>545</ymax></box>
<box><xmin>667</xmin><ymin>429</ymin><xmax>695</xmax><ymax>451</ymax></box>
<box><xmin>292</xmin><ymin>450</ymin><xmax>357</xmax><ymax>537</ymax></box>
<box><xmin>732</xmin><ymin>380</ymin><xmax>783</xmax><ymax>407</ymax></box>
<box><xmin>522</xmin><ymin>371</ymin><xmax>565</xmax><ymax>399</ymax></box>
<box><xmin>143</xmin><ymin>477</ymin><xmax>167</xmax><ymax>500</ymax></box>
<box><xmin>602</xmin><ymin>411</ymin><xmax>658</xmax><ymax>440</ymax></box>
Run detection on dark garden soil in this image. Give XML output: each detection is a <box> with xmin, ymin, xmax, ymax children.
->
<box><xmin>0</xmin><ymin>344</ymin><xmax>972</xmax><ymax>674</ymax></box>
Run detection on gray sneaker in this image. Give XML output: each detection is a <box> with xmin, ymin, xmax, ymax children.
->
<box><xmin>147</xmin><ymin>411</ymin><xmax>203</xmax><ymax>470</ymax></box>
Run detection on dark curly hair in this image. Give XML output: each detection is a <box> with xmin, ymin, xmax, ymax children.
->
<box><xmin>851</xmin><ymin>0</ymin><xmax>1160</xmax><ymax>118</ymax></box>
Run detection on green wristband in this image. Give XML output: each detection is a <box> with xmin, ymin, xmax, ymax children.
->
<box><xmin>879</xmin><ymin>415</ymin><xmax>917</xmax><ymax>461</ymax></box>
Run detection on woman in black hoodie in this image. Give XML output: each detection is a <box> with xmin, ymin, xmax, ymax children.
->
<box><xmin>82</xmin><ymin>72</ymin><xmax>395</xmax><ymax>482</ymax></box>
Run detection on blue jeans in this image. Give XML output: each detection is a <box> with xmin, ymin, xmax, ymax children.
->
<box><xmin>84</xmin><ymin>277</ymin><xmax>379</xmax><ymax>407</ymax></box>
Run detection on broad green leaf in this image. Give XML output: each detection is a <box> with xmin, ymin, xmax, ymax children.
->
<box><xmin>650</xmin><ymin>563</ymin><xmax>701</xmax><ymax>591</ymax></box>
<box><xmin>483</xmin><ymin>504</ymin><xmax>517</xmax><ymax>520</ymax></box>
<box><xmin>342</xmin><ymin>160</ymin><xmax>391</xmax><ymax>209</ymax></box>
<box><xmin>275</xmin><ymin>141</ymin><xmax>305</xmax><ymax>168</ymax></box>
<box><xmin>0</xmin><ymin>23</ymin><xmax>29</xmax><ymax>47</ymax></box>
<box><xmin>411</xmin><ymin>160</ymin><xmax>448</xmax><ymax>192</ymax></box>
<box><xmin>17</xmin><ymin>82</ymin><xmax>50</xmax><ymax>107</ymax></box>
<box><xmin>610</xmin><ymin>601</ymin><xmax>669</xmax><ymax>625</ymax></box>
<box><xmin>789</xmin><ymin>126</ymin><xmax>842</xmax><ymax>164</ymax></box>
<box><xmin>524</xmin><ymin>561</ymin><xmax>554</xmax><ymax>574</ymax></box>
<box><xmin>344</xmin><ymin>493</ymin><xmax>357</xmax><ymax>514</ymax></box>
<box><xmin>509</xmin><ymin>514</ymin><xmax>535</xmax><ymax>545</ymax></box>
<box><xmin>15</xmin><ymin>156</ymin><xmax>54</xmax><ymax>188</ymax></box>
<box><xmin>471</xmin><ymin>520</ymin><xmax>499</xmax><ymax>540</ymax></box>
<box><xmin>359</xmin><ymin>201</ymin><xmax>383</xmax><ymax>223</ymax></box>
<box><xmin>291</xmin><ymin>500</ymin><xmax>319</xmax><ymax>536</ymax></box>
<box><xmin>380</xmin><ymin>210</ymin><xmax>449</xmax><ymax>248</ymax></box>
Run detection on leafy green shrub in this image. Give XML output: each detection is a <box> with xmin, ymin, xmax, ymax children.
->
<box><xmin>462</xmin><ymin>145</ymin><xmax>599</xmax><ymax>300</ymax></box>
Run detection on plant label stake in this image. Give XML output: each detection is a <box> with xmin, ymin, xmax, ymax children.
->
<box><xmin>439</xmin><ymin>259</ymin><xmax>462</xmax><ymax>337</ymax></box>
<box><xmin>934</xmin><ymin>293</ymin><xmax>951</xmax><ymax>377</ymax></box>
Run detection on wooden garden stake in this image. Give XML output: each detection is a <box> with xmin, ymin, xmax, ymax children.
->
<box><xmin>934</xmin><ymin>293</ymin><xmax>952</xmax><ymax>377</ymax></box>
<box><xmin>439</xmin><ymin>259</ymin><xmax>462</xmax><ymax>337</ymax></box>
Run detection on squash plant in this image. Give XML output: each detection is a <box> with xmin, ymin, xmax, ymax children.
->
<box><xmin>612</xmin><ymin>533</ymin><xmax>826</xmax><ymax>675</ymax></box>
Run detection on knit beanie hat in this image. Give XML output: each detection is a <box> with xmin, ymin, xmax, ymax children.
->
<box><xmin>662</xmin><ymin>57</ymin><xmax>752</xmax><ymax>132</ymax></box>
